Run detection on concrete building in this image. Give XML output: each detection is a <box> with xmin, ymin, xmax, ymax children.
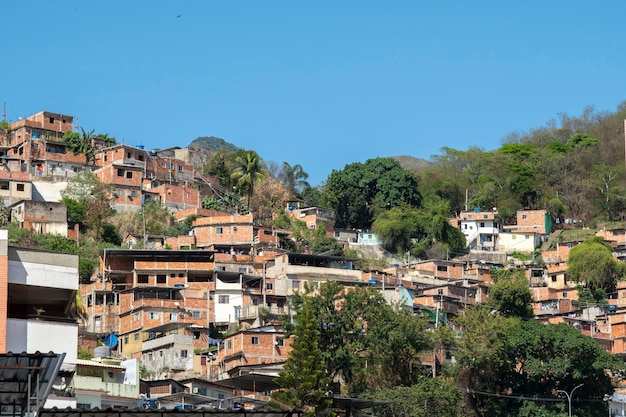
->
<box><xmin>7</xmin><ymin>111</ymin><xmax>88</xmax><ymax>179</ymax></box>
<box><xmin>9</xmin><ymin>200</ymin><xmax>68</xmax><ymax>236</ymax></box>
<box><xmin>452</xmin><ymin>209</ymin><xmax>501</xmax><ymax>250</ymax></box>
<box><xmin>0</xmin><ymin>229</ymin><xmax>79</xmax><ymax>409</ymax></box>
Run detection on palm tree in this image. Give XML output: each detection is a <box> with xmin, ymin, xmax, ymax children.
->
<box><xmin>281</xmin><ymin>162</ymin><xmax>310</xmax><ymax>198</ymax></box>
<box><xmin>230</xmin><ymin>150</ymin><xmax>267</xmax><ymax>210</ymax></box>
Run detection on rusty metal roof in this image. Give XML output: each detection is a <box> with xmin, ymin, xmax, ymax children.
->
<box><xmin>0</xmin><ymin>351</ymin><xmax>65</xmax><ymax>417</ymax></box>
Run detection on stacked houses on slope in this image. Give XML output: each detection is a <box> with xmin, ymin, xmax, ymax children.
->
<box><xmin>5</xmin><ymin>110</ymin><xmax>626</xmax><ymax>409</ymax></box>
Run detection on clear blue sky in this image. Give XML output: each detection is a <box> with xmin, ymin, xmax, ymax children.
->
<box><xmin>3</xmin><ymin>1</ymin><xmax>625</xmax><ymax>186</ymax></box>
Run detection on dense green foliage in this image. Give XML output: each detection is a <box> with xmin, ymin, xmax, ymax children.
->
<box><xmin>231</xmin><ymin>149</ymin><xmax>268</xmax><ymax>210</ymax></box>
<box><xmin>455</xmin><ymin>306</ymin><xmax>623</xmax><ymax>417</ymax></box>
<box><xmin>284</xmin><ymin>282</ymin><xmax>432</xmax><ymax>395</ymax></box>
<box><xmin>321</xmin><ymin>158</ymin><xmax>422</xmax><ymax>230</ymax></box>
<box><xmin>417</xmin><ymin>104</ymin><xmax>626</xmax><ymax>225</ymax></box>
<box><xmin>272</xmin><ymin>297</ymin><xmax>333</xmax><ymax>416</ymax></box>
<box><xmin>487</xmin><ymin>270</ymin><xmax>535</xmax><ymax>319</ymax></box>
<box><xmin>567</xmin><ymin>236</ymin><xmax>624</xmax><ymax>295</ymax></box>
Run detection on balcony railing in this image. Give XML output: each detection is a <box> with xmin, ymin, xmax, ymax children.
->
<box><xmin>142</xmin><ymin>334</ymin><xmax>193</xmax><ymax>351</ymax></box>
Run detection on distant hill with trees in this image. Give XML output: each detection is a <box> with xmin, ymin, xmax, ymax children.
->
<box><xmin>188</xmin><ymin>136</ymin><xmax>239</xmax><ymax>154</ymax></box>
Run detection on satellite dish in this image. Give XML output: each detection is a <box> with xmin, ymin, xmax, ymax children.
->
<box><xmin>105</xmin><ymin>333</ymin><xmax>118</xmax><ymax>347</ymax></box>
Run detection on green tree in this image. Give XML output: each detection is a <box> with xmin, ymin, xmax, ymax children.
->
<box><xmin>321</xmin><ymin>158</ymin><xmax>422</xmax><ymax>230</ymax></box>
<box><xmin>312</xmin><ymin>223</ymin><xmax>342</xmax><ymax>255</ymax></box>
<box><xmin>567</xmin><ymin>236</ymin><xmax>623</xmax><ymax>294</ymax></box>
<box><xmin>63</xmin><ymin>128</ymin><xmax>98</xmax><ymax>164</ymax></box>
<box><xmin>280</xmin><ymin>162</ymin><xmax>311</xmax><ymax>198</ymax></box>
<box><xmin>455</xmin><ymin>306</ymin><xmax>623</xmax><ymax>417</ymax></box>
<box><xmin>289</xmin><ymin>282</ymin><xmax>431</xmax><ymax>395</ymax></box>
<box><xmin>204</xmin><ymin>149</ymin><xmax>236</xmax><ymax>187</ymax></box>
<box><xmin>231</xmin><ymin>149</ymin><xmax>268</xmax><ymax>210</ymax></box>
<box><xmin>273</xmin><ymin>297</ymin><xmax>333</xmax><ymax>416</ymax></box>
<box><xmin>61</xmin><ymin>171</ymin><xmax>116</xmax><ymax>239</ymax></box>
<box><xmin>367</xmin><ymin>377</ymin><xmax>465</xmax><ymax>417</ymax></box>
<box><xmin>487</xmin><ymin>271</ymin><xmax>535</xmax><ymax>319</ymax></box>
<box><xmin>373</xmin><ymin>205</ymin><xmax>421</xmax><ymax>254</ymax></box>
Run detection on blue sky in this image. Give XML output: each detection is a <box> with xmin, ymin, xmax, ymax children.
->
<box><xmin>3</xmin><ymin>1</ymin><xmax>625</xmax><ymax>186</ymax></box>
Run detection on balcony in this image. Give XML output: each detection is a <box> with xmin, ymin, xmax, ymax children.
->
<box><xmin>282</xmin><ymin>265</ymin><xmax>362</xmax><ymax>282</ymax></box>
<box><xmin>142</xmin><ymin>334</ymin><xmax>193</xmax><ymax>351</ymax></box>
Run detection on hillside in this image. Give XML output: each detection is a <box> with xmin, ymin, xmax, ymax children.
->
<box><xmin>391</xmin><ymin>155</ymin><xmax>431</xmax><ymax>172</ymax></box>
<box><xmin>188</xmin><ymin>136</ymin><xmax>239</xmax><ymax>154</ymax></box>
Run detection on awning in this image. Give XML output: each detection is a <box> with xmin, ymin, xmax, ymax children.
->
<box><xmin>0</xmin><ymin>351</ymin><xmax>65</xmax><ymax>417</ymax></box>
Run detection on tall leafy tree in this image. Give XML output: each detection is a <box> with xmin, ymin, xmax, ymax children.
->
<box><xmin>63</xmin><ymin>127</ymin><xmax>98</xmax><ymax>164</ymax></box>
<box><xmin>61</xmin><ymin>171</ymin><xmax>116</xmax><ymax>239</ymax></box>
<box><xmin>322</xmin><ymin>158</ymin><xmax>422</xmax><ymax>229</ymax></box>
<box><xmin>230</xmin><ymin>149</ymin><xmax>268</xmax><ymax>211</ymax></box>
<box><xmin>280</xmin><ymin>162</ymin><xmax>311</xmax><ymax>198</ymax></box>
<box><xmin>487</xmin><ymin>271</ymin><xmax>535</xmax><ymax>319</ymax></box>
<box><xmin>273</xmin><ymin>297</ymin><xmax>333</xmax><ymax>416</ymax></box>
<box><xmin>567</xmin><ymin>236</ymin><xmax>623</xmax><ymax>294</ymax></box>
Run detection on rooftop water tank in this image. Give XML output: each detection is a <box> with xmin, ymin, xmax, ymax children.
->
<box><xmin>94</xmin><ymin>346</ymin><xmax>111</xmax><ymax>358</ymax></box>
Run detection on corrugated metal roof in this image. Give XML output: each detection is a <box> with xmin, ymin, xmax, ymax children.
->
<box><xmin>76</xmin><ymin>360</ymin><xmax>125</xmax><ymax>370</ymax></box>
<box><xmin>0</xmin><ymin>351</ymin><xmax>65</xmax><ymax>417</ymax></box>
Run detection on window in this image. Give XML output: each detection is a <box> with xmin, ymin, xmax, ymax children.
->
<box><xmin>49</xmin><ymin>117</ymin><xmax>55</xmax><ymax>123</ymax></box>
<box><xmin>133</xmin><ymin>312</ymin><xmax>139</xmax><ymax>321</ymax></box>
<box><xmin>161</xmin><ymin>162</ymin><xmax>167</xmax><ymax>168</ymax></box>
<box><xmin>138</xmin><ymin>275</ymin><xmax>149</xmax><ymax>284</ymax></box>
<box><xmin>562</xmin><ymin>292</ymin><xmax>568</xmax><ymax>298</ymax></box>
<box><xmin>215</xmin><ymin>266</ymin><xmax>226</xmax><ymax>271</ymax></box>
<box><xmin>193</xmin><ymin>311</ymin><xmax>201</xmax><ymax>319</ymax></box>
<box><xmin>227</xmin><ymin>341</ymin><xmax>232</xmax><ymax>350</ymax></box>
<box><xmin>525</xmin><ymin>235</ymin><xmax>530</xmax><ymax>239</ymax></box>
<box><xmin>126</xmin><ymin>171</ymin><xmax>133</xmax><ymax>179</ymax></box>
<box><xmin>218</xmin><ymin>295</ymin><xmax>229</xmax><ymax>304</ymax></box>
<box><xmin>16</xmin><ymin>183</ymin><xmax>24</xmax><ymax>192</ymax></box>
<box><xmin>266</xmin><ymin>283</ymin><xmax>273</xmax><ymax>290</ymax></box>
<box><xmin>276</xmin><ymin>338</ymin><xmax>284</xmax><ymax>347</ymax></box>
<box><xmin>170</xmin><ymin>313</ymin><xmax>178</xmax><ymax>322</ymax></box>
<box><xmin>437</xmin><ymin>265</ymin><xmax>448</xmax><ymax>272</ymax></box>
<box><xmin>480</xmin><ymin>222</ymin><xmax>485</xmax><ymax>227</ymax></box>
<box><xmin>178</xmin><ymin>165</ymin><xmax>183</xmax><ymax>172</ymax></box>
<box><xmin>238</xmin><ymin>268</ymin><xmax>247</xmax><ymax>273</ymax></box>
<box><xmin>127</xmin><ymin>152</ymin><xmax>132</xmax><ymax>159</ymax></box>
<box><xmin>170</xmin><ymin>163</ymin><xmax>174</xmax><ymax>170</ymax></box>
<box><xmin>117</xmin><ymin>169</ymin><xmax>124</xmax><ymax>177</ymax></box>
<box><xmin>134</xmin><ymin>333</ymin><xmax>140</xmax><ymax>341</ymax></box>
<box><xmin>0</xmin><ymin>182</ymin><xmax>8</xmax><ymax>190</ymax></box>
<box><xmin>551</xmin><ymin>276</ymin><xmax>557</xmax><ymax>282</ymax></box>
<box><xmin>181</xmin><ymin>350</ymin><xmax>188</xmax><ymax>358</ymax></box>
<box><xmin>194</xmin><ymin>331</ymin><xmax>200</xmax><ymax>339</ymax></box>
<box><xmin>148</xmin><ymin>311</ymin><xmax>159</xmax><ymax>320</ymax></box>
<box><xmin>124</xmin><ymin>336</ymin><xmax>129</xmax><ymax>344</ymax></box>
<box><xmin>251</xmin><ymin>337</ymin><xmax>259</xmax><ymax>345</ymax></box>
<box><xmin>216</xmin><ymin>227</ymin><xmax>223</xmax><ymax>234</ymax></box>
<box><xmin>76</xmin><ymin>404</ymin><xmax>91</xmax><ymax>410</ymax></box>
<box><xmin>292</xmin><ymin>280</ymin><xmax>300</xmax><ymax>289</ymax></box>
<box><xmin>157</xmin><ymin>274</ymin><xmax>166</xmax><ymax>284</ymax></box>
<box><xmin>437</xmin><ymin>289</ymin><xmax>443</xmax><ymax>295</ymax></box>
<box><xmin>138</xmin><ymin>154</ymin><xmax>144</xmax><ymax>161</ymax></box>
<box><xmin>483</xmin><ymin>214</ymin><xmax>488</xmax><ymax>219</ymax></box>
<box><xmin>522</xmin><ymin>214</ymin><xmax>527</xmax><ymax>219</ymax></box>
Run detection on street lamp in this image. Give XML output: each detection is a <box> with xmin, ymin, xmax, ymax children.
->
<box><xmin>557</xmin><ymin>384</ymin><xmax>584</xmax><ymax>417</ymax></box>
